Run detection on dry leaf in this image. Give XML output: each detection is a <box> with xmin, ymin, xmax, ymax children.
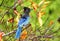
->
<box><xmin>0</xmin><ymin>32</ymin><xmax>4</xmax><ymax>41</ymax></box>
<box><xmin>8</xmin><ymin>18</ymin><xmax>14</xmax><ymax>23</ymax></box>
<box><xmin>30</xmin><ymin>1</ymin><xmax>38</xmax><ymax>11</ymax></box>
<box><xmin>20</xmin><ymin>30</ymin><xmax>27</xmax><ymax>40</ymax></box>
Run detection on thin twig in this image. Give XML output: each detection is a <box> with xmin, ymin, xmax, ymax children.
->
<box><xmin>2</xmin><ymin>24</ymin><xmax>31</xmax><ymax>37</ymax></box>
<box><xmin>29</xmin><ymin>35</ymin><xmax>53</xmax><ymax>40</ymax></box>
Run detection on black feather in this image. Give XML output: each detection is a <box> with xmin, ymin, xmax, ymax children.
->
<box><xmin>24</xmin><ymin>7</ymin><xmax>30</xmax><ymax>13</ymax></box>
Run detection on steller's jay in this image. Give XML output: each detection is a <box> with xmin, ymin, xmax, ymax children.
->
<box><xmin>15</xmin><ymin>7</ymin><xmax>31</xmax><ymax>39</ymax></box>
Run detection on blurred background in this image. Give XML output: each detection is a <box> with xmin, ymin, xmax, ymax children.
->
<box><xmin>0</xmin><ymin>0</ymin><xmax>60</xmax><ymax>41</ymax></box>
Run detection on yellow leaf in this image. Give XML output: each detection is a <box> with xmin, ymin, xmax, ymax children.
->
<box><xmin>20</xmin><ymin>30</ymin><xmax>27</xmax><ymax>40</ymax></box>
<box><xmin>30</xmin><ymin>0</ymin><xmax>38</xmax><ymax>11</ymax></box>
<box><xmin>38</xmin><ymin>18</ymin><xmax>43</xmax><ymax>27</ymax></box>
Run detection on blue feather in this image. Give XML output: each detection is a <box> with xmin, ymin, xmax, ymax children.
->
<box><xmin>15</xmin><ymin>7</ymin><xmax>30</xmax><ymax>39</ymax></box>
<box><xmin>15</xmin><ymin>27</ymin><xmax>22</xmax><ymax>39</ymax></box>
<box><xmin>15</xmin><ymin>16</ymin><xmax>30</xmax><ymax>39</ymax></box>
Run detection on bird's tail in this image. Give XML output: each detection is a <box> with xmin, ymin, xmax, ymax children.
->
<box><xmin>15</xmin><ymin>27</ymin><xmax>22</xmax><ymax>39</ymax></box>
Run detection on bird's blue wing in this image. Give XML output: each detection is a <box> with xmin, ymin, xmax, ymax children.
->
<box><xmin>18</xmin><ymin>18</ymin><xmax>26</xmax><ymax>25</ymax></box>
<box><xmin>22</xmin><ymin>17</ymin><xmax>30</xmax><ymax>26</ymax></box>
<box><xmin>15</xmin><ymin>17</ymin><xmax>30</xmax><ymax>39</ymax></box>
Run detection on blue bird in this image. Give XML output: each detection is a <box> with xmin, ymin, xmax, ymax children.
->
<box><xmin>15</xmin><ymin>7</ymin><xmax>31</xmax><ymax>39</ymax></box>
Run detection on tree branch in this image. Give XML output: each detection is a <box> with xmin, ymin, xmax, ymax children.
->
<box><xmin>29</xmin><ymin>35</ymin><xmax>53</xmax><ymax>40</ymax></box>
<box><xmin>2</xmin><ymin>24</ymin><xmax>31</xmax><ymax>37</ymax></box>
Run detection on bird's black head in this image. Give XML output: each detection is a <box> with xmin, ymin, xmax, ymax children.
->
<box><xmin>24</xmin><ymin>7</ymin><xmax>30</xmax><ymax>14</ymax></box>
